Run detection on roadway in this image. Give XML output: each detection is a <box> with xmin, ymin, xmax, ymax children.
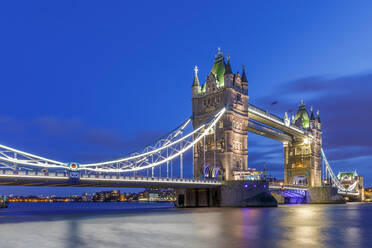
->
<box><xmin>0</xmin><ymin>171</ymin><xmax>221</xmax><ymax>189</ymax></box>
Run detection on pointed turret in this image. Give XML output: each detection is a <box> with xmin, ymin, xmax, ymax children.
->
<box><xmin>284</xmin><ymin>112</ymin><xmax>290</xmax><ymax>126</ymax></box>
<box><xmin>192</xmin><ymin>66</ymin><xmax>201</xmax><ymax>97</ymax></box>
<box><xmin>316</xmin><ymin>110</ymin><xmax>322</xmax><ymax>130</ymax></box>
<box><xmin>224</xmin><ymin>56</ymin><xmax>233</xmax><ymax>75</ymax></box>
<box><xmin>192</xmin><ymin>65</ymin><xmax>200</xmax><ymax>87</ymax></box>
<box><xmin>241</xmin><ymin>64</ymin><xmax>248</xmax><ymax>83</ymax></box>
<box><xmin>310</xmin><ymin>106</ymin><xmax>315</xmax><ymax>120</ymax></box>
<box><xmin>224</xmin><ymin>55</ymin><xmax>234</xmax><ymax>88</ymax></box>
<box><xmin>309</xmin><ymin>106</ymin><xmax>316</xmax><ymax>129</ymax></box>
<box><xmin>316</xmin><ymin>110</ymin><xmax>321</xmax><ymax>123</ymax></box>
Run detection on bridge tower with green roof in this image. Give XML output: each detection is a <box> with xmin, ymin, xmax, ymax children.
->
<box><xmin>191</xmin><ymin>49</ymin><xmax>249</xmax><ymax>181</ymax></box>
<box><xmin>284</xmin><ymin>102</ymin><xmax>322</xmax><ymax>187</ymax></box>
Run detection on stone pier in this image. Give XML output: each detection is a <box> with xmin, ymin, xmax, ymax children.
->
<box><xmin>175</xmin><ymin>181</ymin><xmax>278</xmax><ymax>208</ymax></box>
<box><xmin>271</xmin><ymin>186</ymin><xmax>346</xmax><ymax>205</ymax></box>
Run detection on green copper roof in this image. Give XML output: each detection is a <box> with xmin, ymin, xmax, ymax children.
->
<box><xmin>337</xmin><ymin>171</ymin><xmax>358</xmax><ymax>179</ymax></box>
<box><xmin>210</xmin><ymin>51</ymin><xmax>226</xmax><ymax>88</ymax></box>
<box><xmin>294</xmin><ymin>101</ymin><xmax>310</xmax><ymax>129</ymax></box>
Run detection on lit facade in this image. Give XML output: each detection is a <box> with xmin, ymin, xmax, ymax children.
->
<box><xmin>192</xmin><ymin>49</ymin><xmax>248</xmax><ymax>181</ymax></box>
<box><xmin>284</xmin><ymin>103</ymin><xmax>322</xmax><ymax>187</ymax></box>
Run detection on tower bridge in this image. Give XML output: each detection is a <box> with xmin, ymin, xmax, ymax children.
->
<box><xmin>0</xmin><ymin>49</ymin><xmax>363</xmax><ymax>206</ymax></box>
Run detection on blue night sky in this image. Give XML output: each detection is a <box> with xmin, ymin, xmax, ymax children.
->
<box><xmin>0</xmin><ymin>0</ymin><xmax>372</xmax><ymax>195</ymax></box>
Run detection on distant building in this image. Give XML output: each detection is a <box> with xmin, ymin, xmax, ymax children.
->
<box><xmin>119</xmin><ymin>194</ymin><xmax>126</xmax><ymax>202</ymax></box>
<box><xmin>337</xmin><ymin>171</ymin><xmax>365</xmax><ymax>201</ymax></box>
<box><xmin>149</xmin><ymin>193</ymin><xmax>159</xmax><ymax>201</ymax></box>
<box><xmin>364</xmin><ymin>188</ymin><xmax>372</xmax><ymax>202</ymax></box>
<box><xmin>93</xmin><ymin>190</ymin><xmax>121</xmax><ymax>202</ymax></box>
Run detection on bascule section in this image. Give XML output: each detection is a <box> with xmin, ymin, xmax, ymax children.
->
<box><xmin>284</xmin><ymin>102</ymin><xmax>322</xmax><ymax>187</ymax></box>
<box><xmin>191</xmin><ymin>49</ymin><xmax>249</xmax><ymax>181</ymax></box>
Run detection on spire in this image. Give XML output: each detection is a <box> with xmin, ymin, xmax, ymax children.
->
<box><xmin>310</xmin><ymin>106</ymin><xmax>315</xmax><ymax>120</ymax></box>
<box><xmin>211</xmin><ymin>47</ymin><xmax>226</xmax><ymax>87</ymax></box>
<box><xmin>241</xmin><ymin>64</ymin><xmax>248</xmax><ymax>82</ymax></box>
<box><xmin>317</xmin><ymin>110</ymin><xmax>321</xmax><ymax>123</ymax></box>
<box><xmin>217</xmin><ymin>47</ymin><xmax>222</xmax><ymax>57</ymax></box>
<box><xmin>284</xmin><ymin>112</ymin><xmax>290</xmax><ymax>126</ymax></box>
<box><xmin>224</xmin><ymin>55</ymin><xmax>233</xmax><ymax>75</ymax></box>
<box><xmin>192</xmin><ymin>65</ymin><xmax>200</xmax><ymax>87</ymax></box>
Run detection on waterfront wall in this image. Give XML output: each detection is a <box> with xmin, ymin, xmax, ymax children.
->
<box><xmin>306</xmin><ymin>186</ymin><xmax>345</xmax><ymax>204</ymax></box>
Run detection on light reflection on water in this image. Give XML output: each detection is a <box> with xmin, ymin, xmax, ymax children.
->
<box><xmin>0</xmin><ymin>202</ymin><xmax>372</xmax><ymax>248</ymax></box>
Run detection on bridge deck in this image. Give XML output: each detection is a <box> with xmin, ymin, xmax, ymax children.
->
<box><xmin>0</xmin><ymin>171</ymin><xmax>221</xmax><ymax>188</ymax></box>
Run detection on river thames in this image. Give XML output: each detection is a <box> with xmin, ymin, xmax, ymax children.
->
<box><xmin>1</xmin><ymin>202</ymin><xmax>371</xmax><ymax>248</ymax></box>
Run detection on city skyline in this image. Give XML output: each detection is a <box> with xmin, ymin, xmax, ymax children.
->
<box><xmin>1</xmin><ymin>1</ymin><xmax>372</xmax><ymax>196</ymax></box>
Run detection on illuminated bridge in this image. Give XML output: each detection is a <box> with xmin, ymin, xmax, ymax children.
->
<box><xmin>0</xmin><ymin>49</ymin><xmax>362</xmax><ymax>205</ymax></box>
<box><xmin>0</xmin><ymin>106</ymin><xmax>359</xmax><ymax>195</ymax></box>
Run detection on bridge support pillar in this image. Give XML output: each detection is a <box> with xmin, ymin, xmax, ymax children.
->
<box><xmin>174</xmin><ymin>188</ymin><xmax>220</xmax><ymax>207</ymax></box>
<box><xmin>175</xmin><ymin>181</ymin><xmax>277</xmax><ymax>208</ymax></box>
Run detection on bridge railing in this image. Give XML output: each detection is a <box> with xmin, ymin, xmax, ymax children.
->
<box><xmin>248</xmin><ymin>121</ymin><xmax>292</xmax><ymax>141</ymax></box>
<box><xmin>248</xmin><ymin>104</ymin><xmax>285</xmax><ymax>123</ymax></box>
<box><xmin>0</xmin><ymin>169</ymin><xmax>221</xmax><ymax>184</ymax></box>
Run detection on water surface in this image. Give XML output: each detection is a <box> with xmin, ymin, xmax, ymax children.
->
<box><xmin>1</xmin><ymin>202</ymin><xmax>371</xmax><ymax>248</ymax></box>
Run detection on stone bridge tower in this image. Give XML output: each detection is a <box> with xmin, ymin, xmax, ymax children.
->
<box><xmin>284</xmin><ymin>102</ymin><xmax>322</xmax><ymax>187</ymax></box>
<box><xmin>192</xmin><ymin>49</ymin><xmax>248</xmax><ymax>181</ymax></box>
